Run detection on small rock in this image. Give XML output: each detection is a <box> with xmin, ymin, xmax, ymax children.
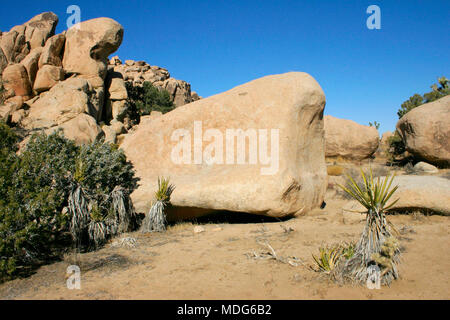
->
<box><xmin>193</xmin><ymin>226</ymin><xmax>205</xmax><ymax>234</ymax></box>
<box><xmin>414</xmin><ymin>162</ymin><xmax>439</xmax><ymax>174</ymax></box>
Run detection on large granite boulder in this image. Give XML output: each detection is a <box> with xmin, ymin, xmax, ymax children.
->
<box><xmin>121</xmin><ymin>72</ymin><xmax>328</xmax><ymax>220</ymax></box>
<box><xmin>396</xmin><ymin>96</ymin><xmax>450</xmax><ymax>167</ymax></box>
<box><xmin>324</xmin><ymin>115</ymin><xmax>380</xmax><ymax>161</ymax></box>
<box><xmin>63</xmin><ymin>18</ymin><xmax>124</xmax><ymax>79</ymax></box>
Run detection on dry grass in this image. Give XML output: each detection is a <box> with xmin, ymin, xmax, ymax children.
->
<box><xmin>327</xmin><ymin>165</ymin><xmax>344</xmax><ymax>176</ymax></box>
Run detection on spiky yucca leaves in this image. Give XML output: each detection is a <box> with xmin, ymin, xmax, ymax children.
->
<box><xmin>337</xmin><ymin>169</ymin><xmax>401</xmax><ymax>286</ymax></box>
<box><xmin>312</xmin><ymin>246</ymin><xmax>342</xmax><ymax>273</ymax></box>
<box><xmin>141</xmin><ymin>177</ymin><xmax>175</xmax><ymax>233</ymax></box>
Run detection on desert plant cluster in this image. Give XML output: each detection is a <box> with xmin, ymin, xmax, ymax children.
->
<box><xmin>0</xmin><ymin>123</ymin><xmax>138</xmax><ymax>282</ymax></box>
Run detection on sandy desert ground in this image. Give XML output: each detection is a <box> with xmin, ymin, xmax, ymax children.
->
<box><xmin>0</xmin><ymin>183</ymin><xmax>448</xmax><ymax>300</ymax></box>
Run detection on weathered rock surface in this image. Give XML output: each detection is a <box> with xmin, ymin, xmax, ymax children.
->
<box><xmin>343</xmin><ymin>176</ymin><xmax>450</xmax><ymax>216</ymax></box>
<box><xmin>23</xmin><ymin>78</ymin><xmax>94</xmax><ymax>130</ymax></box>
<box><xmin>38</xmin><ymin>33</ymin><xmax>65</xmax><ymax>68</ymax></box>
<box><xmin>397</xmin><ymin>96</ymin><xmax>450</xmax><ymax>167</ymax></box>
<box><xmin>63</xmin><ymin>18</ymin><xmax>123</xmax><ymax>79</ymax></box>
<box><xmin>324</xmin><ymin>115</ymin><xmax>380</xmax><ymax>161</ymax></box>
<box><xmin>33</xmin><ymin>65</ymin><xmax>64</xmax><ymax>92</ymax></box>
<box><xmin>121</xmin><ymin>72</ymin><xmax>328</xmax><ymax>219</ymax></box>
<box><xmin>20</xmin><ymin>47</ymin><xmax>43</xmax><ymax>86</ymax></box>
<box><xmin>2</xmin><ymin>64</ymin><xmax>32</xmax><ymax>98</ymax></box>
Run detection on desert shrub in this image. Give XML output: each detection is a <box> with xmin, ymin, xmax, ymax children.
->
<box><xmin>0</xmin><ymin>131</ymin><xmax>78</xmax><ymax>281</ymax></box>
<box><xmin>369</xmin><ymin>121</ymin><xmax>380</xmax><ymax>130</ymax></box>
<box><xmin>0</xmin><ymin>131</ymin><xmax>138</xmax><ymax>281</ymax></box>
<box><xmin>141</xmin><ymin>177</ymin><xmax>175</xmax><ymax>233</ymax></box>
<box><xmin>336</xmin><ymin>169</ymin><xmax>401</xmax><ymax>286</ymax></box>
<box><xmin>69</xmin><ymin>142</ymin><xmax>138</xmax><ymax>248</ymax></box>
<box><xmin>126</xmin><ymin>81</ymin><xmax>175</xmax><ymax>122</ymax></box>
<box><xmin>387</xmin><ymin>131</ymin><xmax>406</xmax><ymax>161</ymax></box>
<box><xmin>312</xmin><ymin>242</ymin><xmax>356</xmax><ymax>273</ymax></box>
<box><xmin>0</xmin><ymin>77</ymin><xmax>5</xmax><ymax>105</ymax></box>
<box><xmin>397</xmin><ymin>76</ymin><xmax>449</xmax><ymax>119</ymax></box>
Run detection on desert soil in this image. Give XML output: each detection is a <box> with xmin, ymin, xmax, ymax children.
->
<box><xmin>0</xmin><ymin>192</ymin><xmax>449</xmax><ymax>300</ymax></box>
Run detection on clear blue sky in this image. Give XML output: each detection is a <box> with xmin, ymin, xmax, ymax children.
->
<box><xmin>1</xmin><ymin>0</ymin><xmax>449</xmax><ymax>134</ymax></box>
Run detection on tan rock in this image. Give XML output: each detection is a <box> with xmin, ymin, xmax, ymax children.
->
<box><xmin>324</xmin><ymin>115</ymin><xmax>380</xmax><ymax>161</ymax></box>
<box><xmin>0</xmin><ymin>30</ymin><xmax>27</xmax><ymax>63</ymax></box>
<box><xmin>2</xmin><ymin>64</ymin><xmax>32</xmax><ymax>97</ymax></box>
<box><xmin>23</xmin><ymin>12</ymin><xmax>59</xmax><ymax>50</ymax></box>
<box><xmin>11</xmin><ymin>109</ymin><xmax>26</xmax><ymax>125</ymax></box>
<box><xmin>63</xmin><ymin>18</ymin><xmax>123</xmax><ymax>79</ymax></box>
<box><xmin>33</xmin><ymin>65</ymin><xmax>64</xmax><ymax>92</ymax></box>
<box><xmin>46</xmin><ymin>113</ymin><xmax>104</xmax><ymax>145</ymax></box>
<box><xmin>396</xmin><ymin>96</ymin><xmax>450</xmax><ymax>167</ymax></box>
<box><xmin>38</xmin><ymin>33</ymin><xmax>65</xmax><ymax>67</ymax></box>
<box><xmin>24</xmin><ymin>78</ymin><xmax>91</xmax><ymax>130</ymax></box>
<box><xmin>121</xmin><ymin>72</ymin><xmax>328</xmax><ymax>219</ymax></box>
<box><xmin>102</xmin><ymin>124</ymin><xmax>117</xmax><ymax>144</ymax></box>
<box><xmin>108</xmin><ymin>77</ymin><xmax>128</xmax><ymax>100</ymax></box>
<box><xmin>414</xmin><ymin>162</ymin><xmax>439</xmax><ymax>173</ymax></box>
<box><xmin>20</xmin><ymin>47</ymin><xmax>43</xmax><ymax>85</ymax></box>
<box><xmin>0</xmin><ymin>48</ymin><xmax>7</xmax><ymax>74</ymax></box>
<box><xmin>343</xmin><ymin>176</ymin><xmax>450</xmax><ymax>216</ymax></box>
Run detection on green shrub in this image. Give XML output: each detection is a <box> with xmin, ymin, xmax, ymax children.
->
<box><xmin>0</xmin><ymin>131</ymin><xmax>138</xmax><ymax>281</ymax></box>
<box><xmin>126</xmin><ymin>81</ymin><xmax>175</xmax><ymax>122</ymax></box>
<box><xmin>397</xmin><ymin>76</ymin><xmax>449</xmax><ymax>119</ymax></box>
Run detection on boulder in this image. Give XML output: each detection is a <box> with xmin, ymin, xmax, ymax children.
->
<box><xmin>414</xmin><ymin>162</ymin><xmax>439</xmax><ymax>174</ymax></box>
<box><xmin>63</xmin><ymin>18</ymin><xmax>124</xmax><ymax>79</ymax></box>
<box><xmin>343</xmin><ymin>176</ymin><xmax>450</xmax><ymax>216</ymax></box>
<box><xmin>2</xmin><ymin>64</ymin><xmax>32</xmax><ymax>98</ymax></box>
<box><xmin>324</xmin><ymin>115</ymin><xmax>380</xmax><ymax>161</ymax></box>
<box><xmin>396</xmin><ymin>96</ymin><xmax>450</xmax><ymax>167</ymax></box>
<box><xmin>23</xmin><ymin>12</ymin><xmax>59</xmax><ymax>50</ymax></box>
<box><xmin>33</xmin><ymin>65</ymin><xmax>64</xmax><ymax>92</ymax></box>
<box><xmin>23</xmin><ymin>78</ymin><xmax>93</xmax><ymax>130</ymax></box>
<box><xmin>121</xmin><ymin>72</ymin><xmax>328</xmax><ymax>219</ymax></box>
<box><xmin>46</xmin><ymin>113</ymin><xmax>103</xmax><ymax>145</ymax></box>
<box><xmin>0</xmin><ymin>29</ymin><xmax>28</xmax><ymax>64</ymax></box>
<box><xmin>38</xmin><ymin>33</ymin><xmax>65</xmax><ymax>68</ymax></box>
<box><xmin>107</xmin><ymin>76</ymin><xmax>128</xmax><ymax>100</ymax></box>
<box><xmin>20</xmin><ymin>47</ymin><xmax>43</xmax><ymax>85</ymax></box>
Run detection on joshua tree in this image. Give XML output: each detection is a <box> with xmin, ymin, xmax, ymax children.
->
<box><xmin>337</xmin><ymin>169</ymin><xmax>401</xmax><ymax>286</ymax></box>
<box><xmin>141</xmin><ymin>177</ymin><xmax>175</xmax><ymax>233</ymax></box>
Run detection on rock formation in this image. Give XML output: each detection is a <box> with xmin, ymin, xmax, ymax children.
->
<box><xmin>324</xmin><ymin>115</ymin><xmax>380</xmax><ymax>161</ymax></box>
<box><xmin>121</xmin><ymin>72</ymin><xmax>328</xmax><ymax>219</ymax></box>
<box><xmin>108</xmin><ymin>56</ymin><xmax>201</xmax><ymax>107</ymax></box>
<box><xmin>396</xmin><ymin>95</ymin><xmax>450</xmax><ymax>167</ymax></box>
<box><xmin>0</xmin><ymin>13</ymin><xmax>200</xmax><ymax>146</ymax></box>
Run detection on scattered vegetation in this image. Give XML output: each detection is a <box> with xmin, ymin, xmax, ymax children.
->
<box><xmin>311</xmin><ymin>242</ymin><xmax>355</xmax><ymax>273</ymax></box>
<box><xmin>126</xmin><ymin>81</ymin><xmax>175</xmax><ymax>123</ymax></box>
<box><xmin>141</xmin><ymin>177</ymin><xmax>175</xmax><ymax>233</ymax></box>
<box><xmin>369</xmin><ymin>121</ymin><xmax>380</xmax><ymax>130</ymax></box>
<box><xmin>0</xmin><ymin>126</ymin><xmax>138</xmax><ymax>282</ymax></box>
<box><xmin>0</xmin><ymin>78</ymin><xmax>5</xmax><ymax>105</ymax></box>
<box><xmin>397</xmin><ymin>76</ymin><xmax>449</xmax><ymax>119</ymax></box>
<box><xmin>336</xmin><ymin>169</ymin><xmax>401</xmax><ymax>286</ymax></box>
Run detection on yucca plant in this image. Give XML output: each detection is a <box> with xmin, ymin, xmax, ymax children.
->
<box><xmin>141</xmin><ymin>177</ymin><xmax>175</xmax><ymax>233</ymax></box>
<box><xmin>312</xmin><ymin>245</ymin><xmax>342</xmax><ymax>273</ymax></box>
<box><xmin>337</xmin><ymin>168</ymin><xmax>401</xmax><ymax>286</ymax></box>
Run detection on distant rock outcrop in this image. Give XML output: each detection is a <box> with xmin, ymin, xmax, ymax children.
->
<box><xmin>108</xmin><ymin>56</ymin><xmax>201</xmax><ymax>107</ymax></box>
<box><xmin>324</xmin><ymin>115</ymin><xmax>380</xmax><ymax>161</ymax></box>
<box><xmin>396</xmin><ymin>96</ymin><xmax>450</xmax><ymax>167</ymax></box>
<box><xmin>0</xmin><ymin>13</ymin><xmax>200</xmax><ymax>146</ymax></box>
